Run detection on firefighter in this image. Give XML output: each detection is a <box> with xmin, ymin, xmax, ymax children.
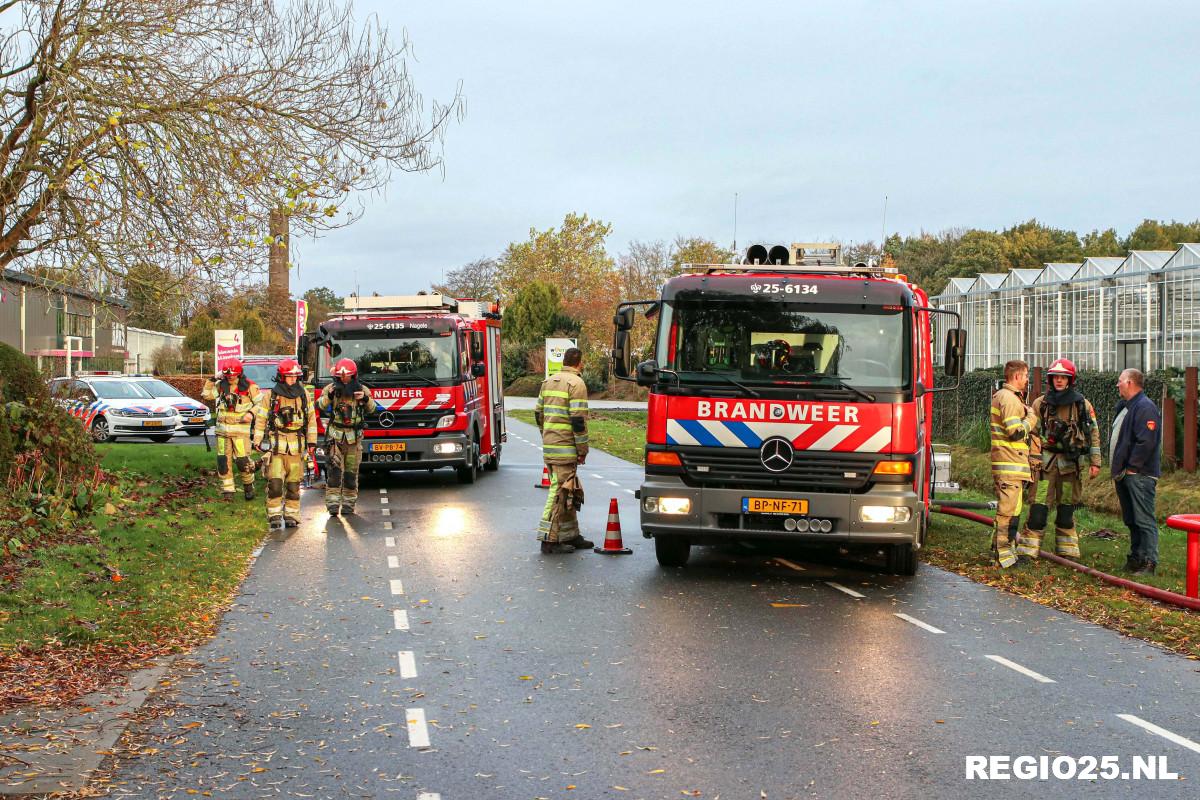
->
<box><xmin>1016</xmin><ymin>358</ymin><xmax>1102</xmax><ymax>560</ymax></box>
<box><xmin>989</xmin><ymin>360</ymin><xmax>1039</xmax><ymax>568</ymax></box>
<box><xmin>201</xmin><ymin>359</ymin><xmax>263</xmax><ymax>501</ymax></box>
<box><xmin>255</xmin><ymin>359</ymin><xmax>317</xmax><ymax>528</ymax></box>
<box><xmin>317</xmin><ymin>357</ymin><xmax>373</xmax><ymax>516</ymax></box>
<box><xmin>535</xmin><ymin>347</ymin><xmax>593</xmax><ymax>554</ymax></box>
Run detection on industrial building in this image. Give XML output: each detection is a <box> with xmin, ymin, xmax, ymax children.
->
<box><xmin>932</xmin><ymin>245</ymin><xmax>1200</xmax><ymax>372</ymax></box>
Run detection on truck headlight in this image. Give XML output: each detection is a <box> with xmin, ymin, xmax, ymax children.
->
<box><xmin>860</xmin><ymin>506</ymin><xmax>912</xmax><ymax>524</ymax></box>
<box><xmin>433</xmin><ymin>442</ymin><xmax>463</xmax><ymax>454</ymax></box>
<box><xmin>436</xmin><ymin>414</ymin><xmax>456</xmax><ymax>429</ymax></box>
<box><xmin>642</xmin><ymin>496</ymin><xmax>690</xmax><ymax>515</ymax></box>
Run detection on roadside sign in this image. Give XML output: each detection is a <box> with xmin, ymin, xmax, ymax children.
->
<box><xmin>215</xmin><ymin>329</ymin><xmax>243</xmax><ymax>367</ymax></box>
<box><xmin>295</xmin><ymin>300</ymin><xmax>308</xmax><ymax>353</ymax></box>
<box><xmin>545</xmin><ymin>337</ymin><xmax>577</xmax><ymax>377</ymax></box>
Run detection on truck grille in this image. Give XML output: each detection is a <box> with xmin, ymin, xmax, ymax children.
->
<box><xmin>369</xmin><ymin>409</ymin><xmax>444</xmax><ymax>430</ymax></box>
<box><xmin>674</xmin><ymin>446</ymin><xmax>879</xmax><ymax>493</ymax></box>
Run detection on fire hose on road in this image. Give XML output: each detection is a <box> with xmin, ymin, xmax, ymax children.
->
<box><xmin>930</xmin><ymin>504</ymin><xmax>1200</xmax><ymax>612</ymax></box>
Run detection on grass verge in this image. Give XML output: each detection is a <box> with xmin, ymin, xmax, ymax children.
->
<box><xmin>0</xmin><ymin>444</ymin><xmax>263</xmax><ymax>710</ymax></box>
<box><xmin>511</xmin><ymin>411</ymin><xmax>1198</xmax><ymax>655</ymax></box>
<box><xmin>510</xmin><ymin>409</ymin><xmax>648</xmax><ymax>465</ymax></box>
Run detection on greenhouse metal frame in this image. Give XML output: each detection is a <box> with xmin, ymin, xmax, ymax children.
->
<box><xmin>932</xmin><ymin>244</ymin><xmax>1200</xmax><ymax>372</ymax></box>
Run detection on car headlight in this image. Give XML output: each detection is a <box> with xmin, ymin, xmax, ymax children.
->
<box><xmin>859</xmin><ymin>505</ymin><xmax>912</xmax><ymax>524</ymax></box>
<box><xmin>642</xmin><ymin>496</ymin><xmax>691</xmax><ymax>515</ymax></box>
<box><xmin>433</xmin><ymin>442</ymin><xmax>463</xmax><ymax>454</ymax></box>
<box><xmin>435</xmin><ymin>414</ymin><xmax>456</xmax><ymax>429</ymax></box>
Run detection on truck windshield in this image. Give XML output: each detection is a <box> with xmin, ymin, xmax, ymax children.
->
<box><xmin>657</xmin><ymin>298</ymin><xmax>909</xmax><ymax>390</ymax></box>
<box><xmin>320</xmin><ymin>334</ymin><xmax>460</xmax><ymax>383</ymax></box>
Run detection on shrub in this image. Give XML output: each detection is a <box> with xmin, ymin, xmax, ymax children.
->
<box><xmin>504</xmin><ymin>374</ymin><xmax>543</xmax><ymax>397</ymax></box>
<box><xmin>0</xmin><ymin>342</ymin><xmax>48</xmax><ymax>404</ymax></box>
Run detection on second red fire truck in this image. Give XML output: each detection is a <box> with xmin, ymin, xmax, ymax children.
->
<box><xmin>301</xmin><ymin>294</ymin><xmax>505</xmax><ymax>483</ymax></box>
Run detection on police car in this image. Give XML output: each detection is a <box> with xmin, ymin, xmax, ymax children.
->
<box><xmin>49</xmin><ymin>373</ymin><xmax>183</xmax><ymax>443</ymax></box>
<box><xmin>127</xmin><ymin>376</ymin><xmax>211</xmax><ymax>436</ymax></box>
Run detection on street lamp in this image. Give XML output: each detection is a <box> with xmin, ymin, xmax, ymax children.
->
<box><xmin>64</xmin><ymin>335</ymin><xmax>83</xmax><ymax>378</ymax></box>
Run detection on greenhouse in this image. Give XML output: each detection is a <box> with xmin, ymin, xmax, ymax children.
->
<box><xmin>932</xmin><ymin>244</ymin><xmax>1200</xmax><ymax>372</ymax></box>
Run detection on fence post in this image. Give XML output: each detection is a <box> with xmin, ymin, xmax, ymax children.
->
<box><xmin>1163</xmin><ymin>389</ymin><xmax>1178</xmax><ymax>470</ymax></box>
<box><xmin>1186</xmin><ymin>367</ymin><xmax>1198</xmax><ymax>474</ymax></box>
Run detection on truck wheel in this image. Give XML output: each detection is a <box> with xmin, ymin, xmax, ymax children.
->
<box><xmin>91</xmin><ymin>416</ymin><xmax>115</xmax><ymax>443</ymax></box>
<box><xmin>484</xmin><ymin>444</ymin><xmax>500</xmax><ymax>472</ymax></box>
<box><xmin>456</xmin><ymin>437</ymin><xmax>479</xmax><ymax>484</ymax></box>
<box><xmin>655</xmin><ymin>535</ymin><xmax>691</xmax><ymax>567</ymax></box>
<box><xmin>886</xmin><ymin>543</ymin><xmax>919</xmax><ymax>576</ymax></box>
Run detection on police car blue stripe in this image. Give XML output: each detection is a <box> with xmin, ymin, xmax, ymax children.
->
<box><xmin>678</xmin><ymin>419</ymin><xmax>721</xmax><ymax>447</ymax></box>
<box><xmin>724</xmin><ymin>420</ymin><xmax>761</xmax><ymax>448</ymax></box>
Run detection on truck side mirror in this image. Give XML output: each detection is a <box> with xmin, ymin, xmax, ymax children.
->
<box><xmin>612</xmin><ymin>329</ymin><xmax>632</xmax><ymax>379</ymax></box>
<box><xmin>636</xmin><ymin>359</ymin><xmax>659</xmax><ymax>387</ymax></box>
<box><xmin>614</xmin><ymin>307</ymin><xmax>635</xmax><ymax>332</ymax></box>
<box><xmin>944</xmin><ymin>328</ymin><xmax>966</xmax><ymax>378</ymax></box>
<box><xmin>470</xmin><ymin>331</ymin><xmax>485</xmax><ymax>362</ymax></box>
<box><xmin>300</xmin><ymin>334</ymin><xmax>318</xmax><ymax>374</ymax></box>
<box><xmin>471</xmin><ymin>362</ymin><xmax>486</xmax><ymax>378</ymax></box>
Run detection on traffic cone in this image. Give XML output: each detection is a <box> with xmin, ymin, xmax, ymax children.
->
<box><xmin>594</xmin><ymin>498</ymin><xmax>632</xmax><ymax>554</ymax></box>
<box><xmin>536</xmin><ymin>466</ymin><xmax>551</xmax><ymax>489</ymax></box>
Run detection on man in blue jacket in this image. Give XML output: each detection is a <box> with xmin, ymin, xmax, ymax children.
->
<box><xmin>1110</xmin><ymin>368</ymin><xmax>1162</xmax><ymax>575</ymax></box>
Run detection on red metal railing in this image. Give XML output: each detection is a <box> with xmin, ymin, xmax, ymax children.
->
<box><xmin>1166</xmin><ymin>514</ymin><xmax>1200</xmax><ymax>599</ymax></box>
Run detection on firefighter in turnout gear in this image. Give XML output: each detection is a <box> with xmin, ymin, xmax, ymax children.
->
<box><xmin>989</xmin><ymin>360</ymin><xmax>1039</xmax><ymax>568</ymax></box>
<box><xmin>535</xmin><ymin>348</ymin><xmax>592</xmax><ymax>554</ymax></box>
<box><xmin>255</xmin><ymin>359</ymin><xmax>317</xmax><ymax>528</ymax></box>
<box><xmin>1016</xmin><ymin>358</ymin><xmax>1102</xmax><ymax>560</ymax></box>
<box><xmin>317</xmin><ymin>358</ymin><xmax>373</xmax><ymax>516</ymax></box>
<box><xmin>202</xmin><ymin>359</ymin><xmax>263</xmax><ymax>500</ymax></box>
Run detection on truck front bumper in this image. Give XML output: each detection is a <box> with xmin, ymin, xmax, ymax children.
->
<box><xmin>316</xmin><ymin>433</ymin><xmax>472</xmax><ymax>471</ymax></box>
<box><xmin>638</xmin><ymin>474</ymin><xmax>922</xmax><ymax>547</ymax></box>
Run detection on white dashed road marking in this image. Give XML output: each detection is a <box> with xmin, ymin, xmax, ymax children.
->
<box><xmin>774</xmin><ymin>557</ymin><xmax>806</xmax><ymax>572</ymax></box>
<box><xmin>417</xmin><ymin>793</ymin><xmax>441</xmax><ymax>800</ymax></box>
<box><xmin>825</xmin><ymin>581</ymin><xmax>865</xmax><ymax>598</ymax></box>
<box><xmin>385</xmin><ymin>537</ymin><xmax>396</xmax><ymax>547</ymax></box>
<box><xmin>591</xmin><ymin>473</ymin><xmax>604</xmax><ymax>479</ymax></box>
<box><xmin>388</xmin><ymin>555</ymin><xmax>400</xmax><ymax>569</ymax></box>
<box><xmin>390</xmin><ymin>579</ymin><xmax>404</xmax><ymax>595</ymax></box>
<box><xmin>384</xmin><ymin>521</ymin><xmax>393</xmax><ymax>530</ymax></box>
<box><xmin>624</xmin><ymin>489</ymin><xmax>635</xmax><ymax>495</ymax></box>
<box><xmin>1117</xmin><ymin>714</ymin><xmax>1200</xmax><ymax>754</ymax></box>
<box><xmin>382</xmin><ymin>508</ymin><xmax>391</xmax><ymax>516</ymax></box>
<box><xmin>381</xmin><ymin>497</ymin><xmax>389</xmax><ymax>504</ymax></box>
<box><xmin>379</xmin><ymin>488</ymin><xmax>387</xmax><ymax>494</ymax></box>
<box><xmin>894</xmin><ymin>613</ymin><xmax>945</xmax><ymax>634</ymax></box>
<box><xmin>985</xmin><ymin>654</ymin><xmax>1055</xmax><ymax>683</ymax></box>
<box><xmin>397</xmin><ymin>650</ymin><xmax>417</xmax><ymax>679</ymax></box>
<box><xmin>393</xmin><ymin>610</ymin><xmax>409</xmax><ymax>630</ymax></box>
<box><xmin>607</xmin><ymin>480</ymin><xmax>620</xmax><ymax>487</ymax></box>
<box><xmin>406</xmin><ymin>708</ymin><xmax>431</xmax><ymax>748</ymax></box>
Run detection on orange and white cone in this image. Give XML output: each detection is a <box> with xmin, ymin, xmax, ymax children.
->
<box><xmin>536</xmin><ymin>466</ymin><xmax>551</xmax><ymax>489</ymax></box>
<box><xmin>595</xmin><ymin>498</ymin><xmax>632</xmax><ymax>554</ymax></box>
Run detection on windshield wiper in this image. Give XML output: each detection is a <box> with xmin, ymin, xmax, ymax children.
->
<box><xmin>775</xmin><ymin>375</ymin><xmax>876</xmax><ymax>403</ymax></box>
<box><xmin>685</xmin><ymin>373</ymin><xmax>760</xmax><ymax>398</ymax></box>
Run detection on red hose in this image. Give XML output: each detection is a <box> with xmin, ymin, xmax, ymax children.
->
<box><xmin>931</xmin><ymin>505</ymin><xmax>1200</xmax><ymax>612</ymax></box>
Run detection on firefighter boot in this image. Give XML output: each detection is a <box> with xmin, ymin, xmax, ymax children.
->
<box><xmin>1017</xmin><ymin>503</ymin><xmax>1048</xmax><ymax>559</ymax></box>
<box><xmin>284</xmin><ymin>517</ymin><xmax>300</xmax><ymax>528</ymax></box>
<box><xmin>244</xmin><ymin>482</ymin><xmax>255</xmax><ymax>501</ymax></box>
<box><xmin>564</xmin><ymin>535</ymin><xmax>595</xmax><ymax>549</ymax></box>
<box><xmin>268</xmin><ymin>515</ymin><xmax>284</xmax><ymax>529</ymax></box>
<box><xmin>222</xmin><ymin>492</ymin><xmax>235</xmax><ymax>501</ymax></box>
<box><xmin>992</xmin><ymin>521</ymin><xmax>1017</xmax><ymax>569</ymax></box>
<box><xmin>540</xmin><ymin>541</ymin><xmax>576</xmax><ymax>554</ymax></box>
<box><xmin>327</xmin><ymin>505</ymin><xmax>340</xmax><ymax>517</ymax></box>
<box><xmin>1054</xmin><ymin>504</ymin><xmax>1081</xmax><ymax>559</ymax></box>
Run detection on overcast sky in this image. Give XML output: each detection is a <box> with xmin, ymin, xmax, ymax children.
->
<box><xmin>292</xmin><ymin>0</ymin><xmax>1200</xmax><ymax>297</ymax></box>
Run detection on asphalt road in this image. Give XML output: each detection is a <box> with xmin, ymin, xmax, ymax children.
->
<box><xmin>105</xmin><ymin>417</ymin><xmax>1200</xmax><ymax>799</ymax></box>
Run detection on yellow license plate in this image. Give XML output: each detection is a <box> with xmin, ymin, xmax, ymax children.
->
<box><xmin>743</xmin><ymin>497</ymin><xmax>808</xmax><ymax>515</ymax></box>
<box><xmin>373</xmin><ymin>442</ymin><xmax>407</xmax><ymax>452</ymax></box>
<box><xmin>142</xmin><ymin>420</ymin><xmax>164</xmax><ymax>428</ymax></box>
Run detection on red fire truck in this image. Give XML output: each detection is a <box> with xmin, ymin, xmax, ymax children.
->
<box><xmin>300</xmin><ymin>294</ymin><xmax>505</xmax><ymax>483</ymax></box>
<box><xmin>612</xmin><ymin>243</ymin><xmax>966</xmax><ymax>573</ymax></box>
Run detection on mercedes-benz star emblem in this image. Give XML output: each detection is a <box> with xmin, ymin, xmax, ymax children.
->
<box><xmin>378</xmin><ymin>411</ymin><xmax>395</xmax><ymax>428</ymax></box>
<box><xmin>759</xmin><ymin>437</ymin><xmax>795</xmax><ymax>473</ymax></box>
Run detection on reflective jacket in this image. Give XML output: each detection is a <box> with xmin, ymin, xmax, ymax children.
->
<box><xmin>317</xmin><ymin>383</ymin><xmax>374</xmax><ymax>445</ymax></box>
<box><xmin>202</xmin><ymin>377</ymin><xmax>262</xmax><ymax>438</ymax></box>
<box><xmin>989</xmin><ymin>382</ymin><xmax>1037</xmax><ymax>481</ymax></box>
<box><xmin>535</xmin><ymin>366</ymin><xmax>589</xmax><ymax>464</ymax></box>
<box><xmin>1032</xmin><ymin>395</ymin><xmax>1102</xmax><ymax>473</ymax></box>
<box><xmin>256</xmin><ymin>385</ymin><xmax>318</xmax><ymax>454</ymax></box>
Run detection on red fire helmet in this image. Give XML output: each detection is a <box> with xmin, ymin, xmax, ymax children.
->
<box><xmin>219</xmin><ymin>358</ymin><xmax>243</xmax><ymax>376</ymax></box>
<box><xmin>1046</xmin><ymin>358</ymin><xmax>1077</xmax><ymax>381</ymax></box>
<box><xmin>277</xmin><ymin>359</ymin><xmax>303</xmax><ymax>379</ymax></box>
<box><xmin>332</xmin><ymin>358</ymin><xmax>358</xmax><ymax>378</ymax></box>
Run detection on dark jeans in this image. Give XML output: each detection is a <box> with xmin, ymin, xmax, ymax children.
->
<box><xmin>1115</xmin><ymin>474</ymin><xmax>1158</xmax><ymax>564</ymax></box>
